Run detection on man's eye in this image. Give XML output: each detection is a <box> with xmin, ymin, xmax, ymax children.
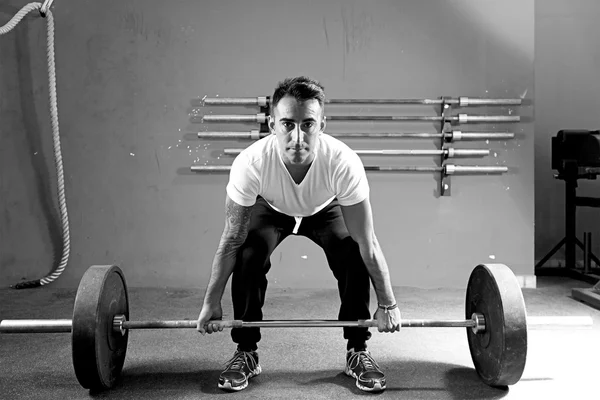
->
<box><xmin>282</xmin><ymin>122</ymin><xmax>293</xmax><ymax>128</ymax></box>
<box><xmin>304</xmin><ymin>123</ymin><xmax>314</xmax><ymax>129</ymax></box>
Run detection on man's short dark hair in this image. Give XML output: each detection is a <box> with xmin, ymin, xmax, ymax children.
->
<box><xmin>271</xmin><ymin>76</ymin><xmax>326</xmax><ymax>114</ymax></box>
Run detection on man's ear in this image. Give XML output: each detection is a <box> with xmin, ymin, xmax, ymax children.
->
<box><xmin>268</xmin><ymin>115</ymin><xmax>275</xmax><ymax>132</ymax></box>
<box><xmin>321</xmin><ymin>115</ymin><xmax>326</xmax><ymax>132</ymax></box>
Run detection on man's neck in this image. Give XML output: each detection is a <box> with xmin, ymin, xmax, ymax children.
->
<box><xmin>285</xmin><ymin>160</ymin><xmax>313</xmax><ymax>185</ymax></box>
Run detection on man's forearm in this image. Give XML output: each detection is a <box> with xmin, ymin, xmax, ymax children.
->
<box><xmin>359</xmin><ymin>239</ymin><xmax>396</xmax><ymax>306</ymax></box>
<box><xmin>203</xmin><ymin>235</ymin><xmax>244</xmax><ymax>305</ymax></box>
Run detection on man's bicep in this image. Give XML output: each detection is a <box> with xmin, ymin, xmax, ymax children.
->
<box><xmin>341</xmin><ymin>198</ymin><xmax>375</xmax><ymax>246</ymax></box>
<box><xmin>223</xmin><ymin>195</ymin><xmax>254</xmax><ymax>241</ymax></box>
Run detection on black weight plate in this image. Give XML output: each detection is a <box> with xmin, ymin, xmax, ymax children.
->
<box><xmin>72</xmin><ymin>265</ymin><xmax>129</xmax><ymax>390</ymax></box>
<box><xmin>465</xmin><ymin>263</ymin><xmax>527</xmax><ymax>387</ymax></box>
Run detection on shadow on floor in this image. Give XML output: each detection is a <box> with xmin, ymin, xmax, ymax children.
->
<box><xmin>75</xmin><ymin>359</ymin><xmax>524</xmax><ymax>399</ymax></box>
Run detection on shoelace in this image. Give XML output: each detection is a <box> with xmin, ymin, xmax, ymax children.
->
<box><xmin>224</xmin><ymin>351</ymin><xmax>256</xmax><ymax>371</ymax></box>
<box><xmin>349</xmin><ymin>351</ymin><xmax>380</xmax><ymax>371</ymax></box>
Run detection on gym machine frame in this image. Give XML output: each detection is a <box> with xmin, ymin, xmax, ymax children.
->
<box><xmin>536</xmin><ymin>130</ymin><xmax>600</xmax><ymax>284</ymax></box>
<box><xmin>535</xmin><ymin>160</ymin><xmax>600</xmax><ymax>283</ymax></box>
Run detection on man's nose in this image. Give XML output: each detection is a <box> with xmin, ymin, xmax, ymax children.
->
<box><xmin>293</xmin><ymin>126</ymin><xmax>304</xmax><ymax>144</ymax></box>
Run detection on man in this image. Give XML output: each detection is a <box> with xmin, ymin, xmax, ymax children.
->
<box><xmin>197</xmin><ymin>76</ymin><xmax>401</xmax><ymax>393</ymax></box>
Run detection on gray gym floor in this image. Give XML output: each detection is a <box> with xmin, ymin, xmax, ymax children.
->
<box><xmin>1</xmin><ymin>276</ymin><xmax>598</xmax><ymax>400</ymax></box>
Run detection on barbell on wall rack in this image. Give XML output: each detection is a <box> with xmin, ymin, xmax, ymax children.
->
<box><xmin>0</xmin><ymin>264</ymin><xmax>592</xmax><ymax>391</ymax></box>
<box><xmin>195</xmin><ymin>130</ymin><xmax>516</xmax><ymax>141</ymax></box>
<box><xmin>222</xmin><ymin>148</ymin><xmax>490</xmax><ymax>158</ymax></box>
<box><xmin>199</xmin><ymin>113</ymin><xmax>520</xmax><ymax>124</ymax></box>
<box><xmin>199</xmin><ymin>96</ymin><xmax>522</xmax><ymax>107</ymax></box>
<box><xmin>190</xmin><ymin>164</ymin><xmax>509</xmax><ymax>174</ymax></box>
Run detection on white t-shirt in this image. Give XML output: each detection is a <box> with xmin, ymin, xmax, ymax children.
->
<box><xmin>226</xmin><ymin>133</ymin><xmax>369</xmax><ymax>226</ymax></box>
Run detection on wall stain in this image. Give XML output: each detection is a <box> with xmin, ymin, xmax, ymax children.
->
<box><xmin>121</xmin><ymin>8</ymin><xmax>171</xmax><ymax>45</ymax></box>
<box><xmin>341</xmin><ymin>4</ymin><xmax>376</xmax><ymax>53</ymax></box>
<box><xmin>340</xmin><ymin>3</ymin><xmax>377</xmax><ymax>79</ymax></box>
<box><xmin>122</xmin><ymin>8</ymin><xmax>148</xmax><ymax>40</ymax></box>
<box><xmin>322</xmin><ymin>17</ymin><xmax>330</xmax><ymax>48</ymax></box>
<box><xmin>155</xmin><ymin>149</ymin><xmax>161</xmax><ymax>175</ymax></box>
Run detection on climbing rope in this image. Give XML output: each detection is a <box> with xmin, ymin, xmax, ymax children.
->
<box><xmin>0</xmin><ymin>2</ymin><xmax>70</xmax><ymax>288</ymax></box>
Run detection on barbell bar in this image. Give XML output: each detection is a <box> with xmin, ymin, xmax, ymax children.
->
<box><xmin>199</xmin><ymin>113</ymin><xmax>520</xmax><ymax>124</ymax></box>
<box><xmin>195</xmin><ymin>130</ymin><xmax>516</xmax><ymax>141</ymax></box>
<box><xmin>117</xmin><ymin>316</ymin><xmax>482</xmax><ymax>331</ymax></box>
<box><xmin>0</xmin><ymin>316</ymin><xmax>481</xmax><ymax>333</ymax></box>
<box><xmin>199</xmin><ymin>96</ymin><xmax>522</xmax><ymax>107</ymax></box>
<box><xmin>0</xmin><ymin>315</ymin><xmax>484</xmax><ymax>334</ymax></box>
<box><xmin>0</xmin><ymin>314</ymin><xmax>592</xmax><ymax>335</ymax></box>
<box><xmin>222</xmin><ymin>148</ymin><xmax>490</xmax><ymax>158</ymax></box>
<box><xmin>115</xmin><ymin>315</ymin><xmax>591</xmax><ymax>331</ymax></box>
<box><xmin>190</xmin><ymin>164</ymin><xmax>509</xmax><ymax>174</ymax></box>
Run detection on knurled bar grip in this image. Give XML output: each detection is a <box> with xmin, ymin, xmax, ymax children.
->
<box><xmin>201</xmin><ymin>114</ymin><xmax>520</xmax><ymax>123</ymax></box>
<box><xmin>201</xmin><ymin>97</ymin><xmax>522</xmax><ymax>106</ymax></box>
<box><xmin>196</xmin><ymin>131</ymin><xmax>515</xmax><ymax>141</ymax></box>
<box><xmin>223</xmin><ymin>149</ymin><xmax>490</xmax><ymax>158</ymax></box>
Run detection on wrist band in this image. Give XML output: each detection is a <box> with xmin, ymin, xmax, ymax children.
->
<box><xmin>377</xmin><ymin>303</ymin><xmax>398</xmax><ymax>313</ymax></box>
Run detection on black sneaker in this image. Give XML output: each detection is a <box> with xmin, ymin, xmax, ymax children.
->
<box><xmin>218</xmin><ymin>350</ymin><xmax>262</xmax><ymax>391</ymax></box>
<box><xmin>344</xmin><ymin>349</ymin><xmax>386</xmax><ymax>392</ymax></box>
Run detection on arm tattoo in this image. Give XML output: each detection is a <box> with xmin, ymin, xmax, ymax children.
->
<box><xmin>225</xmin><ymin>200</ymin><xmax>252</xmax><ymax>238</ymax></box>
<box><xmin>216</xmin><ymin>199</ymin><xmax>253</xmax><ymax>258</ymax></box>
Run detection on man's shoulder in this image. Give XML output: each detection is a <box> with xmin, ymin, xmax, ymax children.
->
<box><xmin>319</xmin><ymin>133</ymin><xmax>360</xmax><ymax>165</ymax></box>
<box><xmin>238</xmin><ymin>134</ymin><xmax>277</xmax><ymax>163</ymax></box>
<box><xmin>319</xmin><ymin>133</ymin><xmax>352</xmax><ymax>153</ymax></box>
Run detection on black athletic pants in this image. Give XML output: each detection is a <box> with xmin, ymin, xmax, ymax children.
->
<box><xmin>231</xmin><ymin>196</ymin><xmax>372</xmax><ymax>352</ymax></box>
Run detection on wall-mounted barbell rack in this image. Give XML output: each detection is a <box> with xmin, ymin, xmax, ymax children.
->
<box><xmin>192</xmin><ymin>96</ymin><xmax>522</xmax><ymax>196</ymax></box>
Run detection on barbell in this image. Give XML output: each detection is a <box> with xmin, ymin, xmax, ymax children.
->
<box><xmin>198</xmin><ymin>96</ymin><xmax>523</xmax><ymax>107</ymax></box>
<box><xmin>222</xmin><ymin>148</ymin><xmax>490</xmax><ymax>158</ymax></box>
<box><xmin>0</xmin><ymin>263</ymin><xmax>593</xmax><ymax>392</ymax></box>
<box><xmin>191</xmin><ymin>164</ymin><xmax>510</xmax><ymax>174</ymax></box>
<box><xmin>195</xmin><ymin>130</ymin><xmax>516</xmax><ymax>141</ymax></box>
<box><xmin>199</xmin><ymin>113</ymin><xmax>520</xmax><ymax>124</ymax></box>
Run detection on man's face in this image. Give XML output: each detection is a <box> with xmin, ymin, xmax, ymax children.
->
<box><xmin>269</xmin><ymin>95</ymin><xmax>325</xmax><ymax>167</ymax></box>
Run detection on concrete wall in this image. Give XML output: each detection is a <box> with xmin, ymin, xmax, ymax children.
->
<box><xmin>0</xmin><ymin>0</ymin><xmax>534</xmax><ymax>290</ymax></box>
<box><xmin>535</xmin><ymin>0</ymin><xmax>600</xmax><ymax>268</ymax></box>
